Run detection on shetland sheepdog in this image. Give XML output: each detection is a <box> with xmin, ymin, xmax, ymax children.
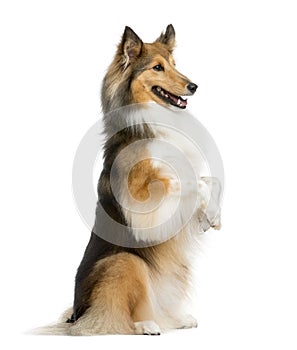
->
<box><xmin>35</xmin><ymin>24</ymin><xmax>222</xmax><ymax>336</ymax></box>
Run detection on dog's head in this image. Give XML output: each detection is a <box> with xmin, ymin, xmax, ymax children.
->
<box><xmin>102</xmin><ymin>25</ymin><xmax>197</xmax><ymax>112</ymax></box>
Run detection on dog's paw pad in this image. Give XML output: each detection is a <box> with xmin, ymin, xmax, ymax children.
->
<box><xmin>134</xmin><ymin>320</ymin><xmax>161</xmax><ymax>335</ymax></box>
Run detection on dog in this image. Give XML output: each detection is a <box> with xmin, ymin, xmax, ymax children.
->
<box><xmin>35</xmin><ymin>24</ymin><xmax>222</xmax><ymax>336</ymax></box>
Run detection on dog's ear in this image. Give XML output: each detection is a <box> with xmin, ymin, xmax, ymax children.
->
<box><xmin>120</xmin><ymin>26</ymin><xmax>143</xmax><ymax>64</ymax></box>
<box><xmin>155</xmin><ymin>24</ymin><xmax>176</xmax><ymax>53</ymax></box>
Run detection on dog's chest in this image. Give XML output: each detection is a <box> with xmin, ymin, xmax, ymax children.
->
<box><xmin>148</xmin><ymin>125</ymin><xmax>209</xmax><ymax>177</ymax></box>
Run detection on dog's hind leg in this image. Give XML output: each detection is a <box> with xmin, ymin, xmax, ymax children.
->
<box><xmin>69</xmin><ymin>252</ymin><xmax>160</xmax><ymax>335</ymax></box>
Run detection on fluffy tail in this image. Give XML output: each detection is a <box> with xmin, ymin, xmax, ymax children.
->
<box><xmin>29</xmin><ymin>322</ymin><xmax>71</xmax><ymax>336</ymax></box>
<box><xmin>28</xmin><ymin>308</ymin><xmax>73</xmax><ymax>336</ymax></box>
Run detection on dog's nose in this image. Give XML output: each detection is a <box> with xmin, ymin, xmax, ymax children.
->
<box><xmin>187</xmin><ymin>83</ymin><xmax>198</xmax><ymax>94</ymax></box>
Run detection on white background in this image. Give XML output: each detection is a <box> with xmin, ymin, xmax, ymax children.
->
<box><xmin>1</xmin><ymin>0</ymin><xmax>297</xmax><ymax>349</ymax></box>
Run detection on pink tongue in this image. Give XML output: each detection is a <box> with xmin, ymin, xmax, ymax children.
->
<box><xmin>180</xmin><ymin>99</ymin><xmax>187</xmax><ymax>107</ymax></box>
<box><xmin>167</xmin><ymin>91</ymin><xmax>187</xmax><ymax>107</ymax></box>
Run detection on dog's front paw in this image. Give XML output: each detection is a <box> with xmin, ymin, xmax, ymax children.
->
<box><xmin>134</xmin><ymin>320</ymin><xmax>161</xmax><ymax>335</ymax></box>
<box><xmin>198</xmin><ymin>177</ymin><xmax>222</xmax><ymax>232</ymax></box>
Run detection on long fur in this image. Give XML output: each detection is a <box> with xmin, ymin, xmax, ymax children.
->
<box><xmin>33</xmin><ymin>25</ymin><xmax>221</xmax><ymax>336</ymax></box>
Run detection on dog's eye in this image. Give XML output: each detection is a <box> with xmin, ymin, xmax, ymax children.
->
<box><xmin>153</xmin><ymin>65</ymin><xmax>164</xmax><ymax>72</ymax></box>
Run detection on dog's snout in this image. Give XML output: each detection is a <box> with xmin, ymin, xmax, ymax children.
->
<box><xmin>187</xmin><ymin>83</ymin><xmax>198</xmax><ymax>94</ymax></box>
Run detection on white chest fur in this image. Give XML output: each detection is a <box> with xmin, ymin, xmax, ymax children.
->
<box><xmin>118</xmin><ymin>104</ymin><xmax>222</xmax><ymax>244</ymax></box>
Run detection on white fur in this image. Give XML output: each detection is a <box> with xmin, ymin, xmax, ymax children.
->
<box><xmin>118</xmin><ymin>105</ymin><xmax>222</xmax><ymax>243</ymax></box>
<box><xmin>32</xmin><ymin>107</ymin><xmax>222</xmax><ymax>336</ymax></box>
<box><xmin>177</xmin><ymin>314</ymin><xmax>198</xmax><ymax>329</ymax></box>
<box><xmin>134</xmin><ymin>321</ymin><xmax>161</xmax><ymax>335</ymax></box>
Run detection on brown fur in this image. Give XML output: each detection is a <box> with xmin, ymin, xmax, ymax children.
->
<box><xmin>31</xmin><ymin>25</ymin><xmax>204</xmax><ymax>337</ymax></box>
<box><xmin>70</xmin><ymin>25</ymin><xmax>197</xmax><ymax>335</ymax></box>
<box><xmin>128</xmin><ymin>159</ymin><xmax>170</xmax><ymax>202</ymax></box>
<box><xmin>52</xmin><ymin>25</ymin><xmax>200</xmax><ymax>336</ymax></box>
<box><xmin>131</xmin><ymin>49</ymin><xmax>190</xmax><ymax>106</ymax></box>
<box><xmin>101</xmin><ymin>25</ymin><xmax>194</xmax><ymax>120</ymax></box>
<box><xmin>69</xmin><ymin>253</ymin><xmax>152</xmax><ymax>335</ymax></box>
<box><xmin>68</xmin><ymin>233</ymin><xmax>192</xmax><ymax>335</ymax></box>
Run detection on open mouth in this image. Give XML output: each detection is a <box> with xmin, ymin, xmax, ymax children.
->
<box><xmin>152</xmin><ymin>86</ymin><xmax>187</xmax><ymax>109</ymax></box>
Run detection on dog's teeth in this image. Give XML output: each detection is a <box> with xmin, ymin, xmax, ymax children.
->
<box><xmin>165</xmin><ymin>94</ymin><xmax>168</xmax><ymax>98</ymax></box>
<box><xmin>177</xmin><ymin>99</ymin><xmax>181</xmax><ymax>105</ymax></box>
<box><xmin>161</xmin><ymin>91</ymin><xmax>164</xmax><ymax>95</ymax></box>
<box><xmin>157</xmin><ymin>87</ymin><xmax>161</xmax><ymax>92</ymax></box>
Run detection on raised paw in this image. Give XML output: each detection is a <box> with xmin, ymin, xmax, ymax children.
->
<box><xmin>134</xmin><ymin>320</ymin><xmax>161</xmax><ymax>335</ymax></box>
<box><xmin>198</xmin><ymin>177</ymin><xmax>222</xmax><ymax>232</ymax></box>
